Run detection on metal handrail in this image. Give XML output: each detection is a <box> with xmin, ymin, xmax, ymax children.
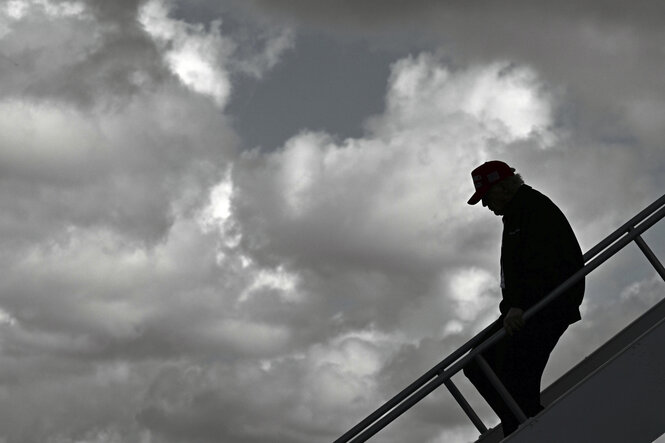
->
<box><xmin>335</xmin><ymin>193</ymin><xmax>665</xmax><ymax>443</ymax></box>
<box><xmin>333</xmin><ymin>321</ymin><xmax>496</xmax><ymax>443</ymax></box>
<box><xmin>582</xmin><ymin>192</ymin><xmax>665</xmax><ymax>261</ymax></box>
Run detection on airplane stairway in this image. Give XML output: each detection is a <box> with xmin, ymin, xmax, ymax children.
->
<box><xmin>334</xmin><ymin>192</ymin><xmax>665</xmax><ymax>443</ymax></box>
<box><xmin>476</xmin><ymin>294</ymin><xmax>665</xmax><ymax>443</ymax></box>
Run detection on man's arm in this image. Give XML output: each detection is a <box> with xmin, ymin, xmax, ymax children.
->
<box><xmin>503</xmin><ymin>307</ymin><xmax>524</xmax><ymax>335</ymax></box>
<box><xmin>506</xmin><ymin>195</ymin><xmax>561</xmax><ymax>310</ymax></box>
<box><xmin>500</xmin><ymin>193</ymin><xmax>558</xmax><ymax>333</ymax></box>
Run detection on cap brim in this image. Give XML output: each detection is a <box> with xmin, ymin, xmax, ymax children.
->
<box><xmin>467</xmin><ymin>191</ymin><xmax>483</xmax><ymax>205</ymax></box>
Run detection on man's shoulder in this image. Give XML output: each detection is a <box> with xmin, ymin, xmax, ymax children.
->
<box><xmin>521</xmin><ymin>185</ymin><xmax>557</xmax><ymax>208</ymax></box>
<box><xmin>513</xmin><ymin>186</ymin><xmax>569</xmax><ymax>225</ymax></box>
<box><xmin>521</xmin><ymin>185</ymin><xmax>544</xmax><ymax>199</ymax></box>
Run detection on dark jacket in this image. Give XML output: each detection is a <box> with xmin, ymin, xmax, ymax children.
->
<box><xmin>500</xmin><ymin>185</ymin><xmax>585</xmax><ymax>325</ymax></box>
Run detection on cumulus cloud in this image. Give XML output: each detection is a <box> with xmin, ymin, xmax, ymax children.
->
<box><xmin>225</xmin><ymin>48</ymin><xmax>665</xmax><ymax>441</ymax></box>
<box><xmin>221</xmin><ymin>55</ymin><xmax>556</xmax><ymax>440</ymax></box>
<box><xmin>139</xmin><ymin>0</ymin><xmax>235</xmax><ymax>107</ymax></box>
<box><xmin>233</xmin><ymin>55</ymin><xmax>554</xmax><ymax>277</ymax></box>
<box><xmin>1</xmin><ymin>1</ymin><xmax>664</xmax><ymax>443</ymax></box>
<box><xmin>137</xmin><ymin>0</ymin><xmax>293</xmax><ymax>107</ymax></box>
<box><xmin>0</xmin><ymin>1</ymin><xmax>296</xmax><ymax>442</ymax></box>
<box><xmin>1</xmin><ymin>32</ymin><xmax>559</xmax><ymax>439</ymax></box>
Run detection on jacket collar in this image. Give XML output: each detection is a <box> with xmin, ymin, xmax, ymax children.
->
<box><xmin>502</xmin><ymin>184</ymin><xmax>530</xmax><ymax>219</ymax></box>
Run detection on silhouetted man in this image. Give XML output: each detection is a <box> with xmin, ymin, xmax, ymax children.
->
<box><xmin>463</xmin><ymin>160</ymin><xmax>585</xmax><ymax>437</ymax></box>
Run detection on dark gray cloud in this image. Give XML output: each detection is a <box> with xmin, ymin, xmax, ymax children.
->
<box><xmin>0</xmin><ymin>0</ymin><xmax>167</xmax><ymax>108</ymax></box>
<box><xmin>1</xmin><ymin>1</ymin><xmax>664</xmax><ymax>443</ymax></box>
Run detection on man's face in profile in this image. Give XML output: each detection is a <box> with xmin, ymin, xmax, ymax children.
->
<box><xmin>482</xmin><ymin>184</ymin><xmax>512</xmax><ymax>216</ymax></box>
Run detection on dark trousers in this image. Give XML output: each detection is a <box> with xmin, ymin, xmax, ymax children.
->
<box><xmin>463</xmin><ymin>317</ymin><xmax>568</xmax><ymax>436</ymax></box>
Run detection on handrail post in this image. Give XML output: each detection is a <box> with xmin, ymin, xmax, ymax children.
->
<box><xmin>632</xmin><ymin>234</ymin><xmax>665</xmax><ymax>282</ymax></box>
<box><xmin>443</xmin><ymin>379</ymin><xmax>487</xmax><ymax>434</ymax></box>
<box><xmin>474</xmin><ymin>355</ymin><xmax>528</xmax><ymax>424</ymax></box>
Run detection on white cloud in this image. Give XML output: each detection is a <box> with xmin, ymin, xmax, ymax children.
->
<box><xmin>138</xmin><ymin>0</ymin><xmax>294</xmax><ymax>108</ymax></box>
<box><xmin>0</xmin><ymin>88</ymin><xmax>234</xmax><ymax>243</ymax></box>
<box><xmin>0</xmin><ymin>2</ymin><xmax>301</xmax><ymax>441</ymax></box>
<box><xmin>35</xmin><ymin>0</ymin><xmax>85</xmax><ymax>18</ymax></box>
<box><xmin>380</xmin><ymin>54</ymin><xmax>552</xmax><ymax>143</ymax></box>
<box><xmin>224</xmin><ymin>49</ymin><xmax>665</xmax><ymax>441</ymax></box>
<box><xmin>4</xmin><ymin>0</ymin><xmax>84</xmax><ymax>22</ymax></box>
<box><xmin>234</xmin><ymin>55</ymin><xmax>553</xmax><ymax>281</ymax></box>
<box><xmin>239</xmin><ymin>266</ymin><xmax>300</xmax><ymax>303</ymax></box>
<box><xmin>102</xmin><ymin>51</ymin><xmax>555</xmax><ymax>442</ymax></box>
<box><xmin>215</xmin><ymin>55</ymin><xmax>558</xmax><ymax>440</ymax></box>
<box><xmin>139</xmin><ymin>0</ymin><xmax>234</xmax><ymax>107</ymax></box>
<box><xmin>5</xmin><ymin>0</ymin><xmax>28</xmax><ymax>20</ymax></box>
<box><xmin>448</xmin><ymin>267</ymin><xmax>498</xmax><ymax>322</ymax></box>
<box><xmin>2</xmin><ymin>1</ymin><xmax>664</xmax><ymax>441</ymax></box>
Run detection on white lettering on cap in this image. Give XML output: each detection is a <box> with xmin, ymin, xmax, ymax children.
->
<box><xmin>487</xmin><ymin>171</ymin><xmax>500</xmax><ymax>183</ymax></box>
<box><xmin>473</xmin><ymin>175</ymin><xmax>483</xmax><ymax>189</ymax></box>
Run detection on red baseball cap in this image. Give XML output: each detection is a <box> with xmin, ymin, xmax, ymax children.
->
<box><xmin>467</xmin><ymin>160</ymin><xmax>515</xmax><ymax>205</ymax></box>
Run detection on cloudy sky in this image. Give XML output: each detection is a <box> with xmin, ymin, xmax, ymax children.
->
<box><xmin>1</xmin><ymin>1</ymin><xmax>665</xmax><ymax>442</ymax></box>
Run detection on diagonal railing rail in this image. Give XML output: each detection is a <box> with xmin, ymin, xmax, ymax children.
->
<box><xmin>335</xmin><ymin>192</ymin><xmax>665</xmax><ymax>443</ymax></box>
